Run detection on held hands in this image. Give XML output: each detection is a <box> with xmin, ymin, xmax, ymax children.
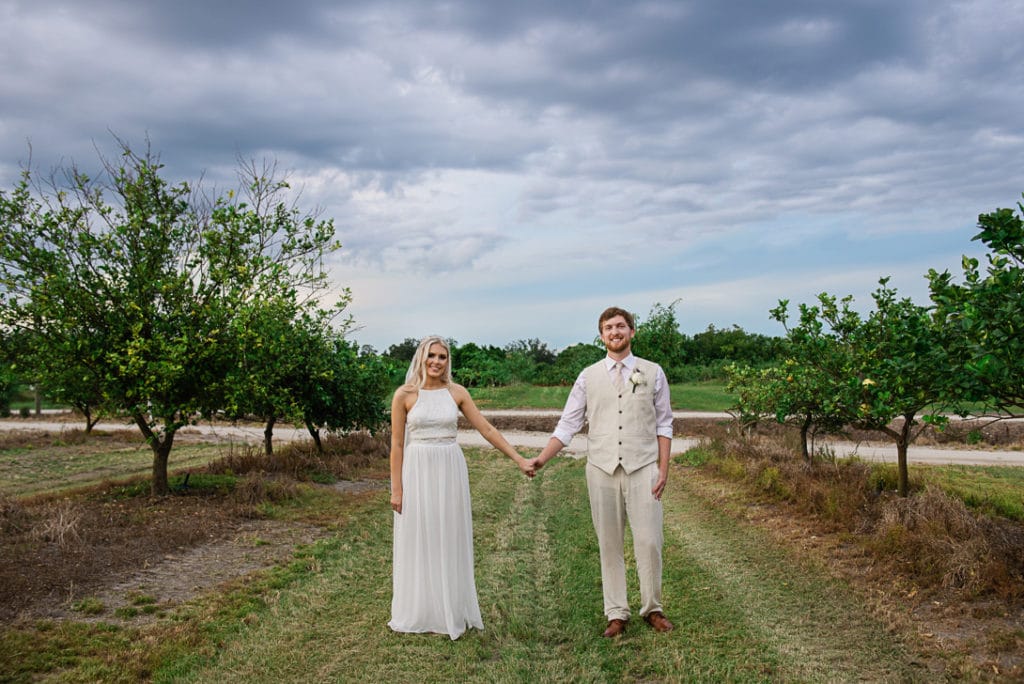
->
<box><xmin>516</xmin><ymin>455</ymin><xmax>536</xmax><ymax>478</ymax></box>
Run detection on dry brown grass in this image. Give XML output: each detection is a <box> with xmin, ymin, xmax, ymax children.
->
<box><xmin>701</xmin><ymin>428</ymin><xmax>1024</xmax><ymax>600</ymax></box>
<box><xmin>865</xmin><ymin>488</ymin><xmax>1024</xmax><ymax>599</ymax></box>
<box><xmin>205</xmin><ymin>430</ymin><xmax>389</xmax><ymax>482</ymax></box>
<box><xmin>30</xmin><ymin>499</ymin><xmax>83</xmax><ymax>549</ymax></box>
<box><xmin>0</xmin><ymin>427</ymin><xmax>141</xmax><ymax>449</ymax></box>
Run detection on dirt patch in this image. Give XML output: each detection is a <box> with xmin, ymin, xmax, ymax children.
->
<box><xmin>0</xmin><ymin>477</ymin><xmax>388</xmax><ymax>625</ymax></box>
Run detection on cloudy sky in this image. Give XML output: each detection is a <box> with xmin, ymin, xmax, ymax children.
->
<box><xmin>3</xmin><ymin>0</ymin><xmax>1023</xmax><ymax>351</ymax></box>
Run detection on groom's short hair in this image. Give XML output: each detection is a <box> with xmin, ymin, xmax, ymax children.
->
<box><xmin>598</xmin><ymin>306</ymin><xmax>635</xmax><ymax>332</ymax></box>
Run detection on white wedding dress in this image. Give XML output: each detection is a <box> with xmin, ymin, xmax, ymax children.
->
<box><xmin>389</xmin><ymin>387</ymin><xmax>483</xmax><ymax>640</ymax></box>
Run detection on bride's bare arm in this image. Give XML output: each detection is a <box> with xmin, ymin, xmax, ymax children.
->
<box><xmin>450</xmin><ymin>384</ymin><xmax>534</xmax><ymax>477</ymax></box>
<box><xmin>389</xmin><ymin>387</ymin><xmax>414</xmax><ymax>512</ymax></box>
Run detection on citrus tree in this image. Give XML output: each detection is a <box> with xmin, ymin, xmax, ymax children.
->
<box><xmin>296</xmin><ymin>336</ymin><xmax>391</xmax><ymax>452</ymax></box>
<box><xmin>758</xmin><ymin>280</ymin><xmax>955</xmax><ymax>495</ymax></box>
<box><xmin>929</xmin><ymin>196</ymin><xmax>1024</xmax><ymax>416</ymax></box>
<box><xmin>727</xmin><ymin>359</ymin><xmax>851</xmax><ymax>462</ymax></box>
<box><xmin>0</xmin><ymin>143</ymin><xmax>343</xmax><ymax>494</ymax></box>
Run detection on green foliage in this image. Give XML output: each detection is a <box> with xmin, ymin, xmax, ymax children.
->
<box><xmin>537</xmin><ymin>342</ymin><xmax>604</xmax><ymax>385</ymax></box>
<box><xmin>751</xmin><ymin>279</ymin><xmax>957</xmax><ymax>495</ymax></box>
<box><xmin>686</xmin><ymin>324</ymin><xmax>784</xmax><ymax>367</ymax></box>
<box><xmin>727</xmin><ymin>360</ymin><xmax>849</xmax><ymax>461</ymax></box>
<box><xmin>452</xmin><ymin>339</ymin><xmax>558</xmax><ymax>387</ymax></box>
<box><xmin>0</xmin><ymin>143</ymin><xmax>345</xmax><ymax>494</ymax></box>
<box><xmin>450</xmin><ymin>341</ymin><xmax>510</xmax><ymax>387</ymax></box>
<box><xmin>0</xmin><ymin>364</ymin><xmax>14</xmax><ymax>415</ymax></box>
<box><xmin>929</xmin><ymin>195</ymin><xmax>1024</xmax><ymax>415</ymax></box>
<box><xmin>631</xmin><ymin>300</ymin><xmax>688</xmax><ymax>380</ymax></box>
<box><xmin>298</xmin><ymin>338</ymin><xmax>391</xmax><ymax>447</ymax></box>
<box><xmin>382</xmin><ymin>337</ymin><xmax>420</xmax><ymax>364</ymax></box>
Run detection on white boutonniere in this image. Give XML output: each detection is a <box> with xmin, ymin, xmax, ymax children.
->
<box><xmin>629</xmin><ymin>368</ymin><xmax>646</xmax><ymax>393</ymax></box>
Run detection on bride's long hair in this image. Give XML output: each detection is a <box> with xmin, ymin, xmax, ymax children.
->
<box><xmin>405</xmin><ymin>336</ymin><xmax>453</xmax><ymax>388</ymax></box>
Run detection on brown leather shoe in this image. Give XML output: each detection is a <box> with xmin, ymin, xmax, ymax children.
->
<box><xmin>602</xmin><ymin>618</ymin><xmax>627</xmax><ymax>638</ymax></box>
<box><xmin>643</xmin><ymin>611</ymin><xmax>674</xmax><ymax>633</ymax></box>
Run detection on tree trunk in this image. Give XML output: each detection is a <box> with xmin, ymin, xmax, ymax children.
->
<box><xmin>133</xmin><ymin>412</ymin><xmax>176</xmax><ymax>496</ymax></box>
<box><xmin>305</xmin><ymin>420</ymin><xmax>323</xmax><ymax>454</ymax></box>
<box><xmin>799</xmin><ymin>414</ymin><xmax>812</xmax><ymax>462</ymax></box>
<box><xmin>77</xmin><ymin>403</ymin><xmax>99</xmax><ymax>433</ymax></box>
<box><xmin>896</xmin><ymin>413</ymin><xmax>914</xmax><ymax>497</ymax></box>
<box><xmin>263</xmin><ymin>414</ymin><xmax>276</xmax><ymax>456</ymax></box>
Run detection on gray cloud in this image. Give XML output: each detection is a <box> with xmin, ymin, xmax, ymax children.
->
<box><xmin>2</xmin><ymin>0</ymin><xmax>1022</xmax><ymax>347</ymax></box>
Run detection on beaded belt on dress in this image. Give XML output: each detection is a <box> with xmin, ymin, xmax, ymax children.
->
<box><xmin>407</xmin><ymin>437</ymin><xmax>458</xmax><ymax>446</ymax></box>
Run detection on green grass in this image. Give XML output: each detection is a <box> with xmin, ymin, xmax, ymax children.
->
<box><xmin>920</xmin><ymin>463</ymin><xmax>1024</xmax><ymax>521</ymax></box>
<box><xmin>469</xmin><ymin>382</ymin><xmax>734</xmax><ymax>411</ymax></box>
<box><xmin>9</xmin><ymin>436</ymin><xmax>1010</xmax><ymax>681</ymax></box>
<box><xmin>136</xmin><ymin>450</ymin><xmax>915</xmax><ymax>682</ymax></box>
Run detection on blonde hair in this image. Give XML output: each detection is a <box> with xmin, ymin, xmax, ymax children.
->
<box><xmin>404</xmin><ymin>336</ymin><xmax>453</xmax><ymax>388</ymax></box>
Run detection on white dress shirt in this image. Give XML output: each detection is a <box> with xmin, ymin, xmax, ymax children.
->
<box><xmin>552</xmin><ymin>353</ymin><xmax>674</xmax><ymax>447</ymax></box>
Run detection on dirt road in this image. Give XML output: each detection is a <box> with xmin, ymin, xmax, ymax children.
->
<box><xmin>3</xmin><ymin>411</ymin><xmax>1022</xmax><ymax>466</ymax></box>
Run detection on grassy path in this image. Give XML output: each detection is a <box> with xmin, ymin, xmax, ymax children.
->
<box><xmin>158</xmin><ymin>452</ymin><xmax>923</xmax><ymax>683</ymax></box>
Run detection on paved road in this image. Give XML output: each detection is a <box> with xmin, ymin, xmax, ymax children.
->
<box><xmin>3</xmin><ymin>411</ymin><xmax>1022</xmax><ymax>467</ymax></box>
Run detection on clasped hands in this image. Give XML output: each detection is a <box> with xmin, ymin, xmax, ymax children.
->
<box><xmin>516</xmin><ymin>455</ymin><xmax>545</xmax><ymax>479</ymax></box>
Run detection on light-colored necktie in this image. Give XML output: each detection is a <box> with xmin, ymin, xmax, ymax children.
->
<box><xmin>612</xmin><ymin>361</ymin><xmax>625</xmax><ymax>393</ymax></box>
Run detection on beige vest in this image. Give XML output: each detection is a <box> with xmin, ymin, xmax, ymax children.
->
<box><xmin>584</xmin><ymin>357</ymin><xmax>660</xmax><ymax>475</ymax></box>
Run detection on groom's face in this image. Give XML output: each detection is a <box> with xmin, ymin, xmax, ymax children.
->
<box><xmin>600</xmin><ymin>315</ymin><xmax>634</xmax><ymax>354</ymax></box>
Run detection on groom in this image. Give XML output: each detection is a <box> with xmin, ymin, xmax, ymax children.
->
<box><xmin>532</xmin><ymin>306</ymin><xmax>674</xmax><ymax>638</ymax></box>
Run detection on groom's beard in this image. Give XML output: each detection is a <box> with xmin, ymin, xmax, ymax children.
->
<box><xmin>604</xmin><ymin>337</ymin><xmax>631</xmax><ymax>354</ymax></box>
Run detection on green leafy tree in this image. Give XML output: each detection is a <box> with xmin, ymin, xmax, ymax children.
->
<box><xmin>502</xmin><ymin>338</ymin><xmax>555</xmax><ymax>384</ymax></box>
<box><xmin>0</xmin><ymin>143</ymin><xmax>342</xmax><ymax>494</ymax></box>
<box><xmin>769</xmin><ymin>281</ymin><xmax>954</xmax><ymax>495</ymax></box>
<box><xmin>929</xmin><ymin>196</ymin><xmax>1024</xmax><ymax>415</ymax></box>
<box><xmin>727</xmin><ymin>359</ymin><xmax>850</xmax><ymax>462</ymax></box>
<box><xmin>687</xmin><ymin>324</ymin><xmax>784</xmax><ymax>366</ymax></box>
<box><xmin>631</xmin><ymin>300</ymin><xmax>688</xmax><ymax>381</ymax></box>
<box><xmin>0</xmin><ymin>362</ymin><xmax>14</xmax><ymax>417</ymax></box>
<box><xmin>539</xmin><ymin>342</ymin><xmax>604</xmax><ymax>385</ymax></box>
<box><xmin>224</xmin><ymin>302</ymin><xmax>348</xmax><ymax>455</ymax></box>
<box><xmin>451</xmin><ymin>342</ymin><xmax>510</xmax><ymax>387</ymax></box>
<box><xmin>384</xmin><ymin>337</ymin><xmax>421</xmax><ymax>364</ymax></box>
<box><xmin>297</xmin><ymin>337</ymin><xmax>391</xmax><ymax>452</ymax></box>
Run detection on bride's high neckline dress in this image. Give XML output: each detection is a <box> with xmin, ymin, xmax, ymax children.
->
<box><xmin>388</xmin><ymin>387</ymin><xmax>483</xmax><ymax>640</ymax></box>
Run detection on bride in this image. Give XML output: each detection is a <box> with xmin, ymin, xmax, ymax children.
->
<box><xmin>388</xmin><ymin>336</ymin><xmax>534</xmax><ymax>639</ymax></box>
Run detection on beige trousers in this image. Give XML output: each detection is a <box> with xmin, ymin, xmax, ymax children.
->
<box><xmin>585</xmin><ymin>460</ymin><xmax>664</xmax><ymax>621</ymax></box>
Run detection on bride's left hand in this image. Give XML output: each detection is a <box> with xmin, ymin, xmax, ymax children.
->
<box><xmin>517</xmin><ymin>456</ymin><xmax>536</xmax><ymax>478</ymax></box>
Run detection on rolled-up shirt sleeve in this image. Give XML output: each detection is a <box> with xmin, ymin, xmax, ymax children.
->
<box><xmin>552</xmin><ymin>372</ymin><xmax>588</xmax><ymax>446</ymax></box>
<box><xmin>653</xmin><ymin>366</ymin><xmax>673</xmax><ymax>439</ymax></box>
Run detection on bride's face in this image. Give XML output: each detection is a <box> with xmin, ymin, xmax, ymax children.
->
<box><xmin>425</xmin><ymin>343</ymin><xmax>449</xmax><ymax>380</ymax></box>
